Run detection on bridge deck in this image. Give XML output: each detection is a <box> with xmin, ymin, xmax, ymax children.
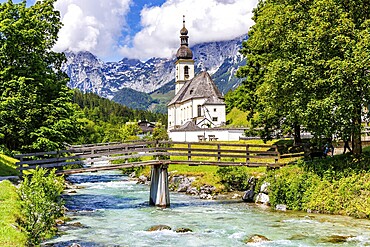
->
<box><xmin>15</xmin><ymin>141</ymin><xmax>303</xmax><ymax>176</ymax></box>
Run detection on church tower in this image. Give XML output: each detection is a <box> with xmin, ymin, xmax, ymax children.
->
<box><xmin>175</xmin><ymin>16</ymin><xmax>194</xmax><ymax>95</ymax></box>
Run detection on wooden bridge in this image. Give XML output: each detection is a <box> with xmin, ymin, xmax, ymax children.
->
<box><xmin>15</xmin><ymin>141</ymin><xmax>301</xmax><ymax>207</ymax></box>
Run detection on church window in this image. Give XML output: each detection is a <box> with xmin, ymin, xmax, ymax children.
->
<box><xmin>197</xmin><ymin>105</ymin><xmax>202</xmax><ymax>117</ymax></box>
<box><xmin>214</xmin><ymin>108</ymin><xmax>217</xmax><ymax>112</ymax></box>
<box><xmin>212</xmin><ymin>117</ymin><xmax>218</xmax><ymax>122</ymax></box>
<box><xmin>184</xmin><ymin>66</ymin><xmax>189</xmax><ymax>79</ymax></box>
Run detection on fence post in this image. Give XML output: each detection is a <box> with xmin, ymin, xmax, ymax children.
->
<box><xmin>188</xmin><ymin>143</ymin><xmax>191</xmax><ymax>161</ymax></box>
<box><xmin>217</xmin><ymin>144</ymin><xmax>221</xmax><ymax>162</ymax></box>
<box><xmin>274</xmin><ymin>145</ymin><xmax>280</xmax><ymax>163</ymax></box>
<box><xmin>246</xmin><ymin>145</ymin><xmax>250</xmax><ymax>164</ymax></box>
<box><xmin>155</xmin><ymin>140</ymin><xmax>159</xmax><ymax>161</ymax></box>
<box><xmin>19</xmin><ymin>156</ymin><xmax>23</xmax><ymax>179</ymax></box>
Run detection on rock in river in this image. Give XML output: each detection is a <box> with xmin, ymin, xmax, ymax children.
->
<box><xmin>147</xmin><ymin>225</ymin><xmax>172</xmax><ymax>231</ymax></box>
<box><xmin>175</xmin><ymin>227</ymin><xmax>193</xmax><ymax>233</ymax></box>
<box><xmin>244</xmin><ymin>234</ymin><xmax>270</xmax><ymax>244</ymax></box>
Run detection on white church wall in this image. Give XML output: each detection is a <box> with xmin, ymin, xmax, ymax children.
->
<box><xmin>203</xmin><ymin>104</ymin><xmax>226</xmax><ymax>127</ymax></box>
<box><xmin>169</xmin><ymin>128</ymin><xmax>246</xmax><ymax>142</ymax></box>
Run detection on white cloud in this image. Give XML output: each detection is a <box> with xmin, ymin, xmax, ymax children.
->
<box><xmin>51</xmin><ymin>0</ymin><xmax>257</xmax><ymax>61</ymax></box>
<box><xmin>53</xmin><ymin>0</ymin><xmax>131</xmax><ymax>61</ymax></box>
<box><xmin>119</xmin><ymin>0</ymin><xmax>258</xmax><ymax>61</ymax></box>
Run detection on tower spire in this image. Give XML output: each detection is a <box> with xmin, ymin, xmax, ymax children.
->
<box><xmin>177</xmin><ymin>15</ymin><xmax>192</xmax><ymax>58</ymax></box>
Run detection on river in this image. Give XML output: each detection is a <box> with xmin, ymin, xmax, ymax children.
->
<box><xmin>44</xmin><ymin>171</ymin><xmax>370</xmax><ymax>247</ymax></box>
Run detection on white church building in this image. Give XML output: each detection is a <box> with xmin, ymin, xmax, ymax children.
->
<box><xmin>168</xmin><ymin>18</ymin><xmax>245</xmax><ymax>142</ymax></box>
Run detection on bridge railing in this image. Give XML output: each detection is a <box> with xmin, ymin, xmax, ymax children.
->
<box><xmin>15</xmin><ymin>141</ymin><xmax>303</xmax><ymax>175</ymax></box>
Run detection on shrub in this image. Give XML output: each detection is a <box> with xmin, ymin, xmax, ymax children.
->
<box><xmin>18</xmin><ymin>168</ymin><xmax>64</xmax><ymax>246</ymax></box>
<box><xmin>265</xmin><ymin>166</ymin><xmax>321</xmax><ymax>210</ymax></box>
<box><xmin>216</xmin><ymin>166</ymin><xmax>250</xmax><ymax>191</ymax></box>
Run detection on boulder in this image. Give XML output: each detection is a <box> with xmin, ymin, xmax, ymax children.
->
<box><xmin>147</xmin><ymin>225</ymin><xmax>172</xmax><ymax>231</ymax></box>
<box><xmin>245</xmin><ymin>234</ymin><xmax>270</xmax><ymax>243</ymax></box>
<box><xmin>137</xmin><ymin>175</ymin><xmax>148</xmax><ymax>184</ymax></box>
<box><xmin>319</xmin><ymin>235</ymin><xmax>354</xmax><ymax>243</ymax></box>
<box><xmin>232</xmin><ymin>193</ymin><xmax>241</xmax><ymax>199</ymax></box>
<box><xmin>275</xmin><ymin>204</ymin><xmax>287</xmax><ymax>211</ymax></box>
<box><xmin>68</xmin><ymin>244</ymin><xmax>81</xmax><ymax>247</ymax></box>
<box><xmin>255</xmin><ymin>193</ymin><xmax>270</xmax><ymax>205</ymax></box>
<box><xmin>260</xmin><ymin>182</ymin><xmax>270</xmax><ymax>194</ymax></box>
<box><xmin>175</xmin><ymin>227</ymin><xmax>193</xmax><ymax>233</ymax></box>
<box><xmin>55</xmin><ymin>219</ymin><xmax>65</xmax><ymax>225</ymax></box>
<box><xmin>199</xmin><ymin>185</ymin><xmax>216</xmax><ymax>194</ymax></box>
<box><xmin>186</xmin><ymin>187</ymin><xmax>199</xmax><ymax>195</ymax></box>
<box><xmin>199</xmin><ymin>193</ymin><xmax>213</xmax><ymax>200</ymax></box>
<box><xmin>242</xmin><ymin>190</ymin><xmax>255</xmax><ymax>202</ymax></box>
<box><xmin>177</xmin><ymin>183</ymin><xmax>189</xmax><ymax>192</ymax></box>
<box><xmin>129</xmin><ymin>172</ymin><xmax>136</xmax><ymax>178</ymax></box>
<box><xmin>176</xmin><ymin>176</ymin><xmax>196</xmax><ymax>193</ymax></box>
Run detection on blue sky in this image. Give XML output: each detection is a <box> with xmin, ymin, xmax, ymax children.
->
<box><xmin>0</xmin><ymin>0</ymin><xmax>257</xmax><ymax>61</ymax></box>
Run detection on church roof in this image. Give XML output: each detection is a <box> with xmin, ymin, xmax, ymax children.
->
<box><xmin>168</xmin><ymin>71</ymin><xmax>225</xmax><ymax>106</ymax></box>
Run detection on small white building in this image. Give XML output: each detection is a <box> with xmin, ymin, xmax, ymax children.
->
<box><xmin>167</xmin><ymin>18</ymin><xmax>226</xmax><ymax>133</ymax></box>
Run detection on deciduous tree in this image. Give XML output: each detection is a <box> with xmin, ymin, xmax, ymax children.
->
<box><xmin>0</xmin><ymin>0</ymin><xmax>83</xmax><ymax>152</ymax></box>
<box><xmin>235</xmin><ymin>0</ymin><xmax>370</xmax><ymax>154</ymax></box>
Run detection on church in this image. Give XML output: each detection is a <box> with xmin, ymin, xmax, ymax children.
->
<box><xmin>167</xmin><ymin>18</ymin><xmax>226</xmax><ymax>133</ymax></box>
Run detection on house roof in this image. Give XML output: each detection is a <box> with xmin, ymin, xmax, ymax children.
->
<box><xmin>168</xmin><ymin>71</ymin><xmax>224</xmax><ymax>106</ymax></box>
<box><xmin>176</xmin><ymin>121</ymin><xmax>201</xmax><ymax>131</ymax></box>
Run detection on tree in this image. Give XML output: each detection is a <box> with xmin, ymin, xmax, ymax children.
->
<box><xmin>236</xmin><ymin>0</ymin><xmax>370</xmax><ymax>154</ymax></box>
<box><xmin>0</xmin><ymin>0</ymin><xmax>83</xmax><ymax>152</ymax></box>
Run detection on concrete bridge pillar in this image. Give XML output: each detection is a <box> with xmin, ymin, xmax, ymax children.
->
<box><xmin>149</xmin><ymin>164</ymin><xmax>170</xmax><ymax>207</ymax></box>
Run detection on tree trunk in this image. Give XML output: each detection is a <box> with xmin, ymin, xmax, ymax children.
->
<box><xmin>352</xmin><ymin>113</ymin><xmax>362</xmax><ymax>155</ymax></box>
<box><xmin>293</xmin><ymin>123</ymin><xmax>302</xmax><ymax>146</ymax></box>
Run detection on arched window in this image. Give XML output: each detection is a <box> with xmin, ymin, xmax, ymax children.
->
<box><xmin>184</xmin><ymin>66</ymin><xmax>189</xmax><ymax>79</ymax></box>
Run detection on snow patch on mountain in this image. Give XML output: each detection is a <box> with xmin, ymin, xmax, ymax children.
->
<box><xmin>62</xmin><ymin>34</ymin><xmax>247</xmax><ymax>100</ymax></box>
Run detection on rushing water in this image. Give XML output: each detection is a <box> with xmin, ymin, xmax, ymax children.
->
<box><xmin>44</xmin><ymin>171</ymin><xmax>370</xmax><ymax>247</ymax></box>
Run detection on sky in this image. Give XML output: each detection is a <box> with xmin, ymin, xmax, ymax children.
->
<box><xmin>0</xmin><ymin>0</ymin><xmax>258</xmax><ymax>61</ymax></box>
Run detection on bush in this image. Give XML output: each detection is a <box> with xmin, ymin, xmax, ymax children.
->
<box><xmin>216</xmin><ymin>167</ymin><xmax>250</xmax><ymax>191</ymax></box>
<box><xmin>265</xmin><ymin>166</ymin><xmax>321</xmax><ymax>210</ymax></box>
<box><xmin>18</xmin><ymin>168</ymin><xmax>64</xmax><ymax>246</ymax></box>
<box><xmin>265</xmin><ymin>163</ymin><xmax>370</xmax><ymax>218</ymax></box>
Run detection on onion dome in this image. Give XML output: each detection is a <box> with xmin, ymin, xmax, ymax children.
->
<box><xmin>176</xmin><ymin>46</ymin><xmax>193</xmax><ymax>59</ymax></box>
<box><xmin>176</xmin><ymin>15</ymin><xmax>193</xmax><ymax>59</ymax></box>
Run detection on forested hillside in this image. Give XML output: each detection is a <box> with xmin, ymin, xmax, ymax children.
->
<box><xmin>72</xmin><ymin>90</ymin><xmax>167</xmax><ymax>144</ymax></box>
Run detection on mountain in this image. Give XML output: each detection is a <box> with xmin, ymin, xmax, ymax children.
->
<box><xmin>62</xmin><ymin>35</ymin><xmax>247</xmax><ymax>111</ymax></box>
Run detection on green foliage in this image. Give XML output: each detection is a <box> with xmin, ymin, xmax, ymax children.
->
<box><xmin>0</xmin><ymin>0</ymin><xmax>84</xmax><ymax>152</ymax></box>
<box><xmin>265</xmin><ymin>156</ymin><xmax>370</xmax><ymax>218</ymax></box>
<box><xmin>216</xmin><ymin>166</ymin><xmax>250</xmax><ymax>191</ymax></box>
<box><xmin>265</xmin><ymin>166</ymin><xmax>321</xmax><ymax>210</ymax></box>
<box><xmin>18</xmin><ymin>168</ymin><xmax>64</xmax><ymax>246</ymax></box>
<box><xmin>234</xmin><ymin>0</ymin><xmax>370</xmax><ymax>153</ymax></box>
<box><xmin>73</xmin><ymin>90</ymin><xmax>167</xmax><ymax>144</ymax></box>
<box><xmin>226</xmin><ymin>107</ymin><xmax>250</xmax><ymax>127</ymax></box>
<box><xmin>148</xmin><ymin>122</ymin><xmax>169</xmax><ymax>141</ymax></box>
<box><xmin>0</xmin><ymin>180</ymin><xmax>27</xmax><ymax>247</ymax></box>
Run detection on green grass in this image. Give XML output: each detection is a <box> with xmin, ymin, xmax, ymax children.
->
<box><xmin>226</xmin><ymin>107</ymin><xmax>250</xmax><ymax>127</ymax></box>
<box><xmin>0</xmin><ymin>180</ymin><xmax>27</xmax><ymax>247</ymax></box>
<box><xmin>0</xmin><ymin>154</ymin><xmax>19</xmax><ymax>176</ymax></box>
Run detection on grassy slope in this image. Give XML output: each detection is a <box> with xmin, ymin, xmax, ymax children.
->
<box><xmin>226</xmin><ymin>107</ymin><xmax>250</xmax><ymax>127</ymax></box>
<box><xmin>0</xmin><ymin>180</ymin><xmax>26</xmax><ymax>246</ymax></box>
<box><xmin>0</xmin><ymin>154</ymin><xmax>19</xmax><ymax>176</ymax></box>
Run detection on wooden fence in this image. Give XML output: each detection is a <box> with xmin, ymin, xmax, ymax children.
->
<box><xmin>15</xmin><ymin>141</ymin><xmax>303</xmax><ymax>175</ymax></box>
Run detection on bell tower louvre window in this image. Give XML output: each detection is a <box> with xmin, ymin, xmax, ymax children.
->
<box><xmin>184</xmin><ymin>66</ymin><xmax>189</xmax><ymax>79</ymax></box>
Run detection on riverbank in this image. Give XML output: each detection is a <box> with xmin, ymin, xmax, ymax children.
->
<box><xmin>0</xmin><ymin>180</ymin><xmax>27</xmax><ymax>246</ymax></box>
<box><xmin>133</xmin><ymin>149</ymin><xmax>370</xmax><ymax>219</ymax></box>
